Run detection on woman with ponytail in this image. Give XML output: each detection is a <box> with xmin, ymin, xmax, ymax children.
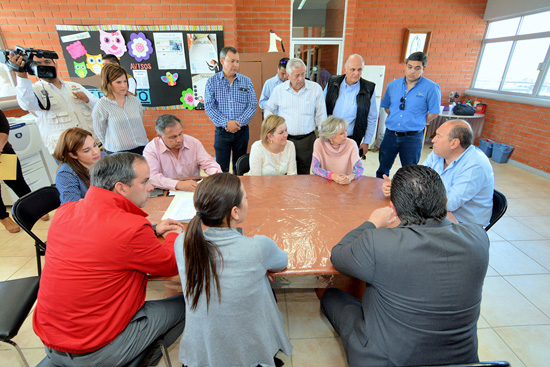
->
<box><xmin>174</xmin><ymin>173</ymin><xmax>292</xmax><ymax>367</ymax></box>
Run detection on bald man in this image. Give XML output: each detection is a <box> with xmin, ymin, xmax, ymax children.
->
<box><xmin>324</xmin><ymin>54</ymin><xmax>378</xmax><ymax>155</ymax></box>
<box><xmin>383</xmin><ymin>120</ymin><xmax>494</xmax><ymax>226</ymax></box>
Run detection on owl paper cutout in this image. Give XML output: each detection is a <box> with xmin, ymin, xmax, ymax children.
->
<box><xmin>74</xmin><ymin>61</ymin><xmax>87</xmax><ymax>78</ymax></box>
<box><xmin>86</xmin><ymin>54</ymin><xmax>103</xmax><ymax>75</ymax></box>
<box><xmin>161</xmin><ymin>72</ymin><xmax>178</xmax><ymax>86</ymax></box>
<box><xmin>99</xmin><ymin>30</ymin><xmax>127</xmax><ymax>57</ymax></box>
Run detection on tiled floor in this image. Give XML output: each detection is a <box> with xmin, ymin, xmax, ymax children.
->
<box><xmin>1</xmin><ymin>145</ymin><xmax>550</xmax><ymax>367</ymax></box>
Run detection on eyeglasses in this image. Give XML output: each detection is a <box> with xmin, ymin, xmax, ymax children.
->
<box><xmin>399</xmin><ymin>96</ymin><xmax>406</xmax><ymax>110</ymax></box>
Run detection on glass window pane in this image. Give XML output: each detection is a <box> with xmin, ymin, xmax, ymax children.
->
<box><xmin>292</xmin><ymin>0</ymin><xmax>345</xmax><ymax>38</ymax></box>
<box><xmin>486</xmin><ymin>17</ymin><xmax>520</xmax><ymax>39</ymax></box>
<box><xmin>539</xmin><ymin>68</ymin><xmax>550</xmax><ymax>97</ymax></box>
<box><xmin>473</xmin><ymin>42</ymin><xmax>513</xmax><ymax>90</ymax></box>
<box><xmin>502</xmin><ymin>38</ymin><xmax>550</xmax><ymax>94</ymax></box>
<box><xmin>519</xmin><ymin>11</ymin><xmax>550</xmax><ymax>35</ymax></box>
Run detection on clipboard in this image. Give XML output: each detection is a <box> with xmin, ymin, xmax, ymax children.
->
<box><xmin>0</xmin><ymin>154</ymin><xmax>17</xmax><ymax>180</ymax></box>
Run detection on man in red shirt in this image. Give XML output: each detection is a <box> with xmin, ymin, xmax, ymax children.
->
<box><xmin>34</xmin><ymin>152</ymin><xmax>185</xmax><ymax>366</ymax></box>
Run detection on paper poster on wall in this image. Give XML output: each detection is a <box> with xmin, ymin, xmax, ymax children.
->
<box><xmin>188</xmin><ymin>34</ymin><xmax>219</xmax><ymax>74</ymax></box>
<box><xmin>154</xmin><ymin>33</ymin><xmax>186</xmax><ymax>70</ymax></box>
<box><xmin>56</xmin><ymin>25</ymin><xmax>224</xmax><ymax>109</ymax></box>
<box><xmin>132</xmin><ymin>70</ymin><xmax>150</xmax><ymax>89</ymax></box>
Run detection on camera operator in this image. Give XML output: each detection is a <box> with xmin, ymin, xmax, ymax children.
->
<box><xmin>8</xmin><ymin>51</ymin><xmax>98</xmax><ymax>154</ymax></box>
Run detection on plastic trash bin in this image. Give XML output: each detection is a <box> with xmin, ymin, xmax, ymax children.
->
<box><xmin>492</xmin><ymin>143</ymin><xmax>514</xmax><ymax>163</ymax></box>
<box><xmin>478</xmin><ymin>138</ymin><xmax>494</xmax><ymax>157</ymax></box>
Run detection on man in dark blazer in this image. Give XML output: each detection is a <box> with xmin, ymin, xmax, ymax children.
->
<box><xmin>321</xmin><ymin>164</ymin><xmax>489</xmax><ymax>367</ymax></box>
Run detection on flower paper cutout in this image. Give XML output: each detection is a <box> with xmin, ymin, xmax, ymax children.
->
<box><xmin>127</xmin><ymin>32</ymin><xmax>153</xmax><ymax>62</ymax></box>
<box><xmin>66</xmin><ymin>41</ymin><xmax>87</xmax><ymax>60</ymax></box>
<box><xmin>180</xmin><ymin>88</ymin><xmax>196</xmax><ymax>110</ymax></box>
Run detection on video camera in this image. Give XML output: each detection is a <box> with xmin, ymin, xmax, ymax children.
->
<box><xmin>0</xmin><ymin>46</ymin><xmax>58</xmax><ymax>79</ymax></box>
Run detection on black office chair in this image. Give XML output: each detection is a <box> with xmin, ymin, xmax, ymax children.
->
<box><xmin>235</xmin><ymin>153</ymin><xmax>250</xmax><ymax>176</ymax></box>
<box><xmin>406</xmin><ymin>362</ymin><xmax>510</xmax><ymax>367</ymax></box>
<box><xmin>36</xmin><ymin>337</ymin><xmax>172</xmax><ymax>367</ymax></box>
<box><xmin>485</xmin><ymin>189</ymin><xmax>508</xmax><ymax>231</ymax></box>
<box><xmin>0</xmin><ymin>276</ymin><xmax>40</xmax><ymax>367</ymax></box>
<box><xmin>12</xmin><ymin>185</ymin><xmax>61</xmax><ymax>276</ymax></box>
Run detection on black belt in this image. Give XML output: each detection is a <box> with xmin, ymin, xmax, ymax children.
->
<box><xmin>48</xmin><ymin>348</ymin><xmax>92</xmax><ymax>358</ymax></box>
<box><xmin>216</xmin><ymin>125</ymin><xmax>248</xmax><ymax>131</ymax></box>
<box><xmin>288</xmin><ymin>131</ymin><xmax>315</xmax><ymax>140</ymax></box>
<box><xmin>385</xmin><ymin>129</ymin><xmax>422</xmax><ymax>137</ymax></box>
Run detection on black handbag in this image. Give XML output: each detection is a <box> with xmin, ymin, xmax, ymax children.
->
<box><xmin>452</xmin><ymin>104</ymin><xmax>476</xmax><ymax>116</ymax></box>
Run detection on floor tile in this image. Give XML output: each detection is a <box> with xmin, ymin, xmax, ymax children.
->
<box><xmin>487</xmin><ymin>230</ymin><xmax>505</xmax><ymax>242</ymax></box>
<box><xmin>507</xmin><ymin>198</ymin><xmax>550</xmax><ymax>217</ymax></box>
<box><xmin>478</xmin><ymin>315</ymin><xmax>491</xmax><ymax>329</ymax></box>
<box><xmin>285</xmin><ymin>289</ymin><xmax>338</xmax><ymax>339</ymax></box>
<box><xmin>490</xmin><ymin>217</ymin><xmax>546</xmax><ymax>241</ymax></box>
<box><xmin>11</xmin><ymin>309</ymin><xmax>43</xmax><ymax>349</ymax></box>
<box><xmin>485</xmin><ymin>265</ymin><xmax>499</xmax><ymax>277</ymax></box>
<box><xmin>511</xmin><ymin>240</ymin><xmax>550</xmax><ymax>271</ymax></box>
<box><xmin>495</xmin><ymin>325</ymin><xmax>550</xmax><ymax>367</ymax></box>
<box><xmin>514</xmin><ymin>216</ymin><xmax>550</xmax><ymax>240</ymax></box>
<box><xmin>481</xmin><ymin>277</ymin><xmax>550</xmax><ymax>327</ymax></box>
<box><xmin>0</xmin><ymin>256</ymin><xmax>33</xmax><ymax>281</ymax></box>
<box><xmin>477</xmin><ymin>328</ymin><xmax>525</xmax><ymax>366</ymax></box>
<box><xmin>0</xmin><ymin>347</ymin><xmax>46</xmax><ymax>367</ymax></box>
<box><xmin>291</xmin><ymin>337</ymin><xmax>347</xmax><ymax>367</ymax></box>
<box><xmin>488</xmin><ymin>241</ymin><xmax>548</xmax><ymax>275</ymax></box>
<box><xmin>505</xmin><ymin>274</ymin><xmax>550</xmax><ymax>317</ymax></box>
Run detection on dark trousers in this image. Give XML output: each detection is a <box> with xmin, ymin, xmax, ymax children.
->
<box><xmin>45</xmin><ymin>295</ymin><xmax>185</xmax><ymax>367</ymax></box>
<box><xmin>214</xmin><ymin>125</ymin><xmax>249</xmax><ymax>173</ymax></box>
<box><xmin>0</xmin><ymin>147</ymin><xmax>31</xmax><ymax>219</ymax></box>
<box><xmin>376</xmin><ymin>130</ymin><xmax>423</xmax><ymax>178</ymax></box>
<box><xmin>288</xmin><ymin>131</ymin><xmax>316</xmax><ymax>175</ymax></box>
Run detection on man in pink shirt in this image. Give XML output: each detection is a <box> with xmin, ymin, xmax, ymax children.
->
<box><xmin>144</xmin><ymin>114</ymin><xmax>221</xmax><ymax>192</ymax></box>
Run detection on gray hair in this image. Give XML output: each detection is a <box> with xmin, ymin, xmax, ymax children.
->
<box><xmin>220</xmin><ymin>46</ymin><xmax>238</xmax><ymax>59</ymax></box>
<box><xmin>319</xmin><ymin>116</ymin><xmax>348</xmax><ymax>141</ymax></box>
<box><xmin>90</xmin><ymin>153</ymin><xmax>146</xmax><ymax>191</ymax></box>
<box><xmin>155</xmin><ymin>114</ymin><xmax>182</xmax><ymax>136</ymax></box>
<box><xmin>286</xmin><ymin>58</ymin><xmax>306</xmax><ymax>76</ymax></box>
<box><xmin>344</xmin><ymin>54</ymin><xmax>365</xmax><ymax>69</ymax></box>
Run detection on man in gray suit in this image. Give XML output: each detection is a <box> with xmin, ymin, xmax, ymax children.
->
<box><xmin>321</xmin><ymin>164</ymin><xmax>489</xmax><ymax>367</ymax></box>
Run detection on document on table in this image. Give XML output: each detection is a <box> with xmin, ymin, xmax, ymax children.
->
<box><xmin>162</xmin><ymin>192</ymin><xmax>195</xmax><ymax>221</ymax></box>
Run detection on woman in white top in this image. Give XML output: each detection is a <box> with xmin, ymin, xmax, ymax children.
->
<box><xmin>92</xmin><ymin>63</ymin><xmax>148</xmax><ymax>154</ymax></box>
<box><xmin>248</xmin><ymin>115</ymin><xmax>297</xmax><ymax>176</ymax></box>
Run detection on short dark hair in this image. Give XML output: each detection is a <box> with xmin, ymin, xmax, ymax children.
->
<box><xmin>102</xmin><ymin>54</ymin><xmax>120</xmax><ymax>65</ymax></box>
<box><xmin>220</xmin><ymin>46</ymin><xmax>238</xmax><ymax>59</ymax></box>
<box><xmin>390</xmin><ymin>165</ymin><xmax>447</xmax><ymax>225</ymax></box>
<box><xmin>90</xmin><ymin>153</ymin><xmax>146</xmax><ymax>191</ymax></box>
<box><xmin>278</xmin><ymin>57</ymin><xmax>290</xmax><ymax>69</ymax></box>
<box><xmin>406</xmin><ymin>51</ymin><xmax>428</xmax><ymax>68</ymax></box>
<box><xmin>155</xmin><ymin>114</ymin><xmax>182</xmax><ymax>136</ymax></box>
<box><xmin>448</xmin><ymin>121</ymin><xmax>473</xmax><ymax>149</ymax></box>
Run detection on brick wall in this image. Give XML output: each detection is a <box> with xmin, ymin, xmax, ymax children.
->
<box><xmin>469</xmin><ymin>97</ymin><xmax>550</xmax><ymax>172</ymax></box>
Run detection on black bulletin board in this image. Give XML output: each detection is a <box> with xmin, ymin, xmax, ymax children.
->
<box><xmin>55</xmin><ymin>25</ymin><xmax>224</xmax><ymax>110</ymax></box>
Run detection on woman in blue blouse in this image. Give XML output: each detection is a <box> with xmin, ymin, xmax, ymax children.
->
<box><xmin>53</xmin><ymin>128</ymin><xmax>101</xmax><ymax>205</ymax></box>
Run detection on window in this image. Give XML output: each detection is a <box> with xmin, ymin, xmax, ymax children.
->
<box><xmin>471</xmin><ymin>10</ymin><xmax>550</xmax><ymax>101</ymax></box>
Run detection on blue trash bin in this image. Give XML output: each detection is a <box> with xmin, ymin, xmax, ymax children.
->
<box><xmin>478</xmin><ymin>138</ymin><xmax>494</xmax><ymax>157</ymax></box>
<box><xmin>492</xmin><ymin>143</ymin><xmax>514</xmax><ymax>163</ymax></box>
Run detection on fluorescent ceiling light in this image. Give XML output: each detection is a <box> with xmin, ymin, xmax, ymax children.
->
<box><xmin>298</xmin><ymin>0</ymin><xmax>306</xmax><ymax>10</ymax></box>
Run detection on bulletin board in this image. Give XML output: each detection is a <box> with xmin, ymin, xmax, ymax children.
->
<box><xmin>55</xmin><ymin>25</ymin><xmax>224</xmax><ymax>110</ymax></box>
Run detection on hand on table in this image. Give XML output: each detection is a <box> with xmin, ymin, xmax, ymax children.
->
<box><xmin>332</xmin><ymin>173</ymin><xmax>354</xmax><ymax>185</ymax></box>
<box><xmin>176</xmin><ymin>179</ymin><xmax>198</xmax><ymax>192</ymax></box>
<box><xmin>368</xmin><ymin>206</ymin><xmax>397</xmax><ymax>228</ymax></box>
<box><xmin>157</xmin><ymin>218</ymin><xmax>184</xmax><ymax>238</ymax></box>
<box><xmin>382</xmin><ymin>174</ymin><xmax>392</xmax><ymax>198</ymax></box>
<box><xmin>225</xmin><ymin>120</ymin><xmax>241</xmax><ymax>133</ymax></box>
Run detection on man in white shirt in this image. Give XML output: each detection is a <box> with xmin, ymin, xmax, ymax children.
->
<box><xmin>265</xmin><ymin>58</ymin><xmax>327</xmax><ymax>174</ymax></box>
<box><xmin>9</xmin><ymin>51</ymin><xmax>98</xmax><ymax>154</ymax></box>
<box><xmin>258</xmin><ymin>57</ymin><xmax>289</xmax><ymax>110</ymax></box>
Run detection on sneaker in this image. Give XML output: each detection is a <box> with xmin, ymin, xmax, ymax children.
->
<box><xmin>40</xmin><ymin>213</ymin><xmax>50</xmax><ymax>221</ymax></box>
<box><xmin>1</xmin><ymin>216</ymin><xmax>21</xmax><ymax>233</ymax></box>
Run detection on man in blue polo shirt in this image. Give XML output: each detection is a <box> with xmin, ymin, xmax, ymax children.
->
<box><xmin>258</xmin><ymin>57</ymin><xmax>289</xmax><ymax>110</ymax></box>
<box><xmin>205</xmin><ymin>46</ymin><xmax>257</xmax><ymax>173</ymax></box>
<box><xmin>376</xmin><ymin>51</ymin><xmax>441</xmax><ymax>178</ymax></box>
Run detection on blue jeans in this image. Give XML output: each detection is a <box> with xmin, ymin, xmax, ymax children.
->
<box><xmin>214</xmin><ymin>125</ymin><xmax>249</xmax><ymax>173</ymax></box>
<box><xmin>376</xmin><ymin>130</ymin><xmax>423</xmax><ymax>178</ymax></box>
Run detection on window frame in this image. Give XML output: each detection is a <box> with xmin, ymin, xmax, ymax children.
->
<box><xmin>466</xmin><ymin>12</ymin><xmax>550</xmax><ymax>107</ymax></box>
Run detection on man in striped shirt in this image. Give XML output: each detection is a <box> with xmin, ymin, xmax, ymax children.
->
<box><xmin>265</xmin><ymin>58</ymin><xmax>327</xmax><ymax>174</ymax></box>
<box><xmin>205</xmin><ymin>46</ymin><xmax>257</xmax><ymax>173</ymax></box>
